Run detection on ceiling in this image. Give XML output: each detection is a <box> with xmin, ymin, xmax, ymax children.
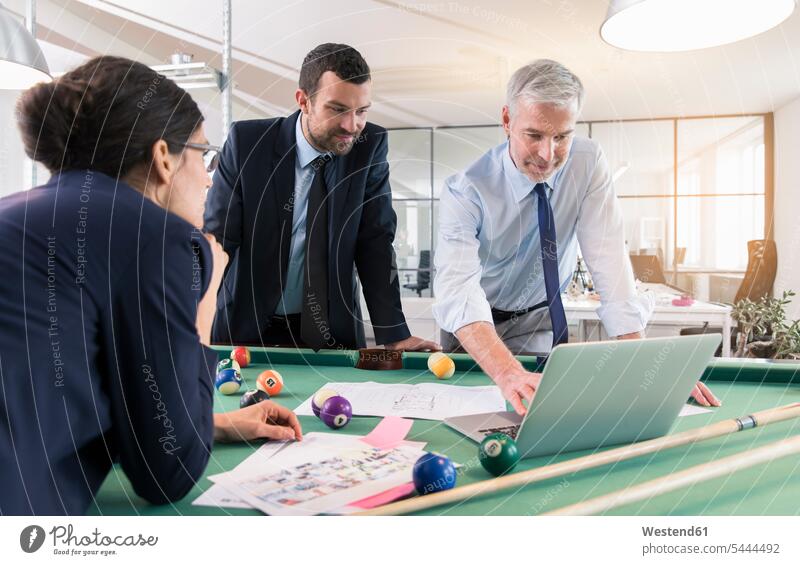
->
<box><xmin>7</xmin><ymin>0</ymin><xmax>800</xmax><ymax>131</ymax></box>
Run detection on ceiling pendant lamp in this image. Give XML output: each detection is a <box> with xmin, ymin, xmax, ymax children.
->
<box><xmin>601</xmin><ymin>0</ymin><xmax>796</xmax><ymax>52</ymax></box>
<box><xmin>0</xmin><ymin>1</ymin><xmax>50</xmax><ymax>89</ymax></box>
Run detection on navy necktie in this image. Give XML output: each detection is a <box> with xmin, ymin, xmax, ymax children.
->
<box><xmin>533</xmin><ymin>182</ymin><xmax>568</xmax><ymax>348</ymax></box>
<box><xmin>301</xmin><ymin>156</ymin><xmax>330</xmax><ymax>351</ymax></box>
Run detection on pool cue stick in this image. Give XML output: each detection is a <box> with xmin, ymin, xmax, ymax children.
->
<box><xmin>357</xmin><ymin>403</ymin><xmax>800</xmax><ymax>516</ymax></box>
<box><xmin>545</xmin><ymin>434</ymin><xmax>800</xmax><ymax>515</ymax></box>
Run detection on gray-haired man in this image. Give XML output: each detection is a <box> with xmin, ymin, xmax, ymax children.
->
<box><xmin>432</xmin><ymin>59</ymin><xmax>720</xmax><ymax>414</ymax></box>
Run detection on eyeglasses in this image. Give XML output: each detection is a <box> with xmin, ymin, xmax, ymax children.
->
<box><xmin>168</xmin><ymin>140</ymin><xmax>221</xmax><ymax>172</ymax></box>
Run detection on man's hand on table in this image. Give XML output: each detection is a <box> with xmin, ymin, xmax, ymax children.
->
<box><xmin>454</xmin><ymin>321</ymin><xmax>543</xmax><ymax>415</ymax></box>
<box><xmin>691</xmin><ymin>381</ymin><xmax>721</xmax><ymax>407</ymax></box>
<box><xmin>213</xmin><ymin>401</ymin><xmax>303</xmax><ymax>443</ymax></box>
<box><xmin>495</xmin><ymin>369</ymin><xmax>543</xmax><ymax>416</ymax></box>
<box><xmin>386</xmin><ymin>335</ymin><xmax>442</xmax><ymax>352</ymax></box>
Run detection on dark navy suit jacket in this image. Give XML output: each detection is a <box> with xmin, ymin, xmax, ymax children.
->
<box><xmin>0</xmin><ymin>170</ymin><xmax>218</xmax><ymax>515</ymax></box>
<box><xmin>204</xmin><ymin>110</ymin><xmax>410</xmax><ymax>348</ymax></box>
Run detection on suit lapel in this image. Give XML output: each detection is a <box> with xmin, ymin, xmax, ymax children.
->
<box><xmin>272</xmin><ymin>110</ymin><xmax>301</xmax><ymax>287</ymax></box>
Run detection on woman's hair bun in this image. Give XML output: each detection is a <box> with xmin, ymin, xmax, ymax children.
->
<box><xmin>17</xmin><ymin>75</ymin><xmax>92</xmax><ymax>172</ymax></box>
<box><xmin>16</xmin><ymin>55</ymin><xmax>203</xmax><ymax>178</ymax></box>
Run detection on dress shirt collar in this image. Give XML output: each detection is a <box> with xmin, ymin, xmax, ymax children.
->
<box><xmin>501</xmin><ymin>140</ymin><xmax>559</xmax><ymax>203</ymax></box>
<box><xmin>295</xmin><ymin>113</ymin><xmax>326</xmax><ymax>168</ymax></box>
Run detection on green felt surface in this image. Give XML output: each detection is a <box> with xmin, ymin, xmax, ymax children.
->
<box><xmin>89</xmin><ymin>348</ymin><xmax>800</xmax><ymax>516</ymax></box>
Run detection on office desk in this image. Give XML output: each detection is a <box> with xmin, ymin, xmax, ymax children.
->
<box><xmin>563</xmin><ymin>283</ymin><xmax>734</xmax><ymax>356</ymax></box>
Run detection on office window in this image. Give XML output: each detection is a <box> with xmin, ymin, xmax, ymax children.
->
<box><xmin>592</xmin><ymin>121</ymin><xmax>675</xmax><ymax>268</ymax></box>
<box><xmin>677</xmin><ymin>117</ymin><xmax>765</xmax><ymax>272</ymax></box>
<box><xmin>394</xmin><ymin>200</ymin><xmax>433</xmax><ymax>297</ymax></box>
<box><xmin>433</xmin><ymin>126</ymin><xmax>505</xmax><ymax>197</ymax></box>
<box><xmin>432</xmin><ymin>123</ymin><xmax>590</xmax><ymax>197</ymax></box>
<box><xmin>387</xmin><ymin>116</ymin><xmax>770</xmax><ymax>299</ymax></box>
<box><xmin>593</xmin><ymin>116</ymin><xmax>767</xmax><ymax>278</ymax></box>
<box><xmin>387</xmin><ymin>129</ymin><xmax>433</xmax><ymax>297</ymax></box>
<box><xmin>387</xmin><ymin>128</ymin><xmax>432</xmax><ymax>199</ymax></box>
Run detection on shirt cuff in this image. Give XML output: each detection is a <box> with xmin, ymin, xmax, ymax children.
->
<box><xmin>596</xmin><ymin>293</ymin><xmax>655</xmax><ymax>337</ymax></box>
<box><xmin>433</xmin><ymin>293</ymin><xmax>494</xmax><ymax>334</ymax></box>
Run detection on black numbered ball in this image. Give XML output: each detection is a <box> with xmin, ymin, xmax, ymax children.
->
<box><xmin>239</xmin><ymin>389</ymin><xmax>270</xmax><ymax>409</ymax></box>
<box><xmin>478</xmin><ymin>433</ymin><xmax>520</xmax><ymax>476</ymax></box>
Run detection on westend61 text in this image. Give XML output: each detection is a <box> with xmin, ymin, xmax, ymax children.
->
<box><xmin>642</xmin><ymin>526</ymin><xmax>708</xmax><ymax>536</ymax></box>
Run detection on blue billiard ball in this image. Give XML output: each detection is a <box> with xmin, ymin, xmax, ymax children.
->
<box><xmin>215</xmin><ymin>368</ymin><xmax>243</xmax><ymax>395</ymax></box>
<box><xmin>412</xmin><ymin>453</ymin><xmax>456</xmax><ymax>495</ymax></box>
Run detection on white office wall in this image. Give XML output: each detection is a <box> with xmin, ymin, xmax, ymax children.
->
<box><xmin>774</xmin><ymin>95</ymin><xmax>800</xmax><ymax>321</ymax></box>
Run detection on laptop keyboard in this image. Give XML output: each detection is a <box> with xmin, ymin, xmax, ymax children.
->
<box><xmin>478</xmin><ymin>425</ymin><xmax>520</xmax><ymax>440</ymax></box>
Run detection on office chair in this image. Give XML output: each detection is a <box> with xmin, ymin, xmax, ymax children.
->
<box><xmin>680</xmin><ymin>240</ymin><xmax>777</xmax><ymax>357</ymax></box>
<box><xmin>403</xmin><ymin>250</ymin><xmax>431</xmax><ymax>297</ymax></box>
<box><xmin>734</xmin><ymin>239</ymin><xmax>777</xmax><ymax>303</ymax></box>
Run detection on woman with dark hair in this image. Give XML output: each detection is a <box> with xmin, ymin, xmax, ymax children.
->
<box><xmin>0</xmin><ymin>55</ymin><xmax>302</xmax><ymax>515</ymax></box>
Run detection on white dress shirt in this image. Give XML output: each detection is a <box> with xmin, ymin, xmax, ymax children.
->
<box><xmin>274</xmin><ymin>115</ymin><xmax>325</xmax><ymax>315</ymax></box>
<box><xmin>433</xmin><ymin>136</ymin><xmax>651</xmax><ymax>338</ymax></box>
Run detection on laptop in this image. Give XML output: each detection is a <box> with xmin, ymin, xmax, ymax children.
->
<box><xmin>444</xmin><ymin>334</ymin><xmax>721</xmax><ymax>458</ymax></box>
<box><xmin>629</xmin><ymin>254</ymin><xmax>688</xmax><ymax>293</ymax></box>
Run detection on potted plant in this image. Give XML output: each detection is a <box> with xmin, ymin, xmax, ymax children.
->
<box><xmin>731</xmin><ymin>290</ymin><xmax>799</xmax><ymax>359</ymax></box>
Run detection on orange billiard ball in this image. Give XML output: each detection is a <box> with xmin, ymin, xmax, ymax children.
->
<box><xmin>256</xmin><ymin>370</ymin><xmax>283</xmax><ymax>396</ymax></box>
<box><xmin>231</xmin><ymin>346</ymin><xmax>251</xmax><ymax>368</ymax></box>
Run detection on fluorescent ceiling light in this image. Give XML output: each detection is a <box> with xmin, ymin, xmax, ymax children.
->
<box><xmin>152</xmin><ymin>62</ymin><xmax>223</xmax><ymax>90</ymax></box>
<box><xmin>0</xmin><ymin>2</ymin><xmax>50</xmax><ymax>89</ymax></box>
<box><xmin>601</xmin><ymin>0</ymin><xmax>796</xmax><ymax>52</ymax></box>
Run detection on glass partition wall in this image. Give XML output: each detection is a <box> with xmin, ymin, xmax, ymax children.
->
<box><xmin>386</xmin><ymin>128</ymin><xmax>434</xmax><ymax>297</ymax></box>
<box><xmin>387</xmin><ymin>115</ymin><xmax>771</xmax><ymax>300</ymax></box>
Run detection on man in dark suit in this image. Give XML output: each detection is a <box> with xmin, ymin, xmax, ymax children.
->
<box><xmin>204</xmin><ymin>43</ymin><xmax>438</xmax><ymax>352</ymax></box>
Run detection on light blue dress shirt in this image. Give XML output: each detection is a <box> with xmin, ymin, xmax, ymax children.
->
<box><xmin>433</xmin><ymin>137</ymin><xmax>650</xmax><ymax>338</ymax></box>
<box><xmin>274</xmin><ymin>115</ymin><xmax>326</xmax><ymax>315</ymax></box>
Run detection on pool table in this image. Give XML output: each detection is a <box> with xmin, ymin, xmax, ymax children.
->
<box><xmin>89</xmin><ymin>347</ymin><xmax>800</xmax><ymax>516</ymax></box>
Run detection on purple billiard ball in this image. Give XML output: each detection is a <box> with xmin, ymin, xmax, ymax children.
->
<box><xmin>320</xmin><ymin>395</ymin><xmax>352</xmax><ymax>429</ymax></box>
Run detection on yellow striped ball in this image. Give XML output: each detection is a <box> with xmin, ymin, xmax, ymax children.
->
<box><xmin>427</xmin><ymin>352</ymin><xmax>455</xmax><ymax>380</ymax></box>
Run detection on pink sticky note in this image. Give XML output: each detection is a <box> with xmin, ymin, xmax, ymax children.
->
<box><xmin>361</xmin><ymin>416</ymin><xmax>413</xmax><ymax>450</ymax></box>
<box><xmin>351</xmin><ymin>482</ymin><xmax>416</xmax><ymax>509</ymax></box>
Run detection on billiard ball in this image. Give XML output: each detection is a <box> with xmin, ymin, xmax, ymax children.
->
<box><xmin>412</xmin><ymin>452</ymin><xmax>456</xmax><ymax>495</ymax></box>
<box><xmin>427</xmin><ymin>352</ymin><xmax>455</xmax><ymax>380</ymax></box>
<box><xmin>239</xmin><ymin>389</ymin><xmax>270</xmax><ymax>409</ymax></box>
<box><xmin>230</xmin><ymin>346</ymin><xmax>251</xmax><ymax>368</ymax></box>
<box><xmin>478</xmin><ymin>433</ymin><xmax>520</xmax><ymax>477</ymax></box>
<box><xmin>311</xmin><ymin>388</ymin><xmax>338</xmax><ymax>418</ymax></box>
<box><xmin>215</xmin><ymin>368</ymin><xmax>243</xmax><ymax>395</ymax></box>
<box><xmin>256</xmin><ymin>370</ymin><xmax>283</xmax><ymax>396</ymax></box>
<box><xmin>216</xmin><ymin>358</ymin><xmax>241</xmax><ymax>374</ymax></box>
<box><xmin>319</xmin><ymin>395</ymin><xmax>352</xmax><ymax>429</ymax></box>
